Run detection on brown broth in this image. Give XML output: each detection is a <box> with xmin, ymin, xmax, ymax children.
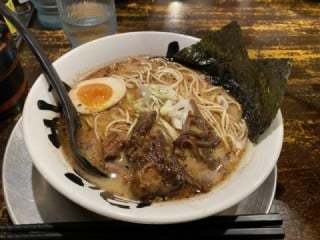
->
<box><xmin>58</xmin><ymin>56</ymin><xmax>248</xmax><ymax>202</ymax></box>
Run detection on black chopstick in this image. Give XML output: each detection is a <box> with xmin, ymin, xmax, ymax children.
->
<box><xmin>0</xmin><ymin>213</ymin><xmax>285</xmax><ymax>239</ymax></box>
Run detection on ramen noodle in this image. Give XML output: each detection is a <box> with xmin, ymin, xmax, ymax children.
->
<box><xmin>58</xmin><ymin>56</ymin><xmax>249</xmax><ymax>202</ymax></box>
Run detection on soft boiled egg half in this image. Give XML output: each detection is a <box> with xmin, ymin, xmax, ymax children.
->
<box><xmin>69</xmin><ymin>77</ymin><xmax>126</xmax><ymax>114</ymax></box>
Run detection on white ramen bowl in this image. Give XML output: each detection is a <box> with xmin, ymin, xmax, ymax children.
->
<box><xmin>22</xmin><ymin>31</ymin><xmax>283</xmax><ymax>224</ymax></box>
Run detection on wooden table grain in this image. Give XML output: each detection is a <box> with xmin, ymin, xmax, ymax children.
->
<box><xmin>0</xmin><ymin>0</ymin><xmax>319</xmax><ymax>239</ymax></box>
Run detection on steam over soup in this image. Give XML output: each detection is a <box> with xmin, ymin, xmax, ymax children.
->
<box><xmin>58</xmin><ymin>56</ymin><xmax>249</xmax><ymax>202</ymax></box>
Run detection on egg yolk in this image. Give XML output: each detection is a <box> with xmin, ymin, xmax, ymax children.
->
<box><xmin>77</xmin><ymin>83</ymin><xmax>112</xmax><ymax>110</ymax></box>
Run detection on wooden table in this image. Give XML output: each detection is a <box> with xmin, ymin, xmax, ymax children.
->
<box><xmin>0</xmin><ymin>0</ymin><xmax>319</xmax><ymax>239</ymax></box>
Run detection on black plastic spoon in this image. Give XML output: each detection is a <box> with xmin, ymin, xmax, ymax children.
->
<box><xmin>0</xmin><ymin>3</ymin><xmax>105</xmax><ymax>176</ymax></box>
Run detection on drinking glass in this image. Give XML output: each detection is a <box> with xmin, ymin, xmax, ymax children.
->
<box><xmin>56</xmin><ymin>0</ymin><xmax>117</xmax><ymax>48</ymax></box>
<box><xmin>30</xmin><ymin>0</ymin><xmax>62</xmax><ymax>29</ymax></box>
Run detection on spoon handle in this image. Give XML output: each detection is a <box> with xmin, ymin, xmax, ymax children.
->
<box><xmin>0</xmin><ymin>3</ymin><xmax>105</xmax><ymax>176</ymax></box>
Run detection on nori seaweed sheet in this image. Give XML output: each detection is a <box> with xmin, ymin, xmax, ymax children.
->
<box><xmin>172</xmin><ymin>21</ymin><xmax>292</xmax><ymax>142</ymax></box>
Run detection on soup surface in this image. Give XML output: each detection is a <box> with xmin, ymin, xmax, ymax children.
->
<box><xmin>58</xmin><ymin>56</ymin><xmax>249</xmax><ymax>202</ymax></box>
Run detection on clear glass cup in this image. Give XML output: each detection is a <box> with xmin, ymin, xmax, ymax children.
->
<box><xmin>56</xmin><ymin>0</ymin><xmax>117</xmax><ymax>48</ymax></box>
<box><xmin>30</xmin><ymin>0</ymin><xmax>62</xmax><ymax>29</ymax></box>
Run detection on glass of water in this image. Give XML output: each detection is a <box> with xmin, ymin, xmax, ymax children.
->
<box><xmin>56</xmin><ymin>0</ymin><xmax>117</xmax><ymax>48</ymax></box>
<box><xmin>30</xmin><ymin>0</ymin><xmax>62</xmax><ymax>29</ymax></box>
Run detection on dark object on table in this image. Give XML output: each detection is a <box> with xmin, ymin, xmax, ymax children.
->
<box><xmin>0</xmin><ymin>213</ymin><xmax>285</xmax><ymax>239</ymax></box>
<box><xmin>0</xmin><ymin>19</ymin><xmax>27</xmax><ymax>120</ymax></box>
<box><xmin>173</xmin><ymin>21</ymin><xmax>292</xmax><ymax>142</ymax></box>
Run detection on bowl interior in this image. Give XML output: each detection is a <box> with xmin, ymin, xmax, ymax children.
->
<box><xmin>22</xmin><ymin>31</ymin><xmax>283</xmax><ymax>224</ymax></box>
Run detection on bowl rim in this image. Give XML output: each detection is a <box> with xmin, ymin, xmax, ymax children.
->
<box><xmin>22</xmin><ymin>31</ymin><xmax>284</xmax><ymax>224</ymax></box>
